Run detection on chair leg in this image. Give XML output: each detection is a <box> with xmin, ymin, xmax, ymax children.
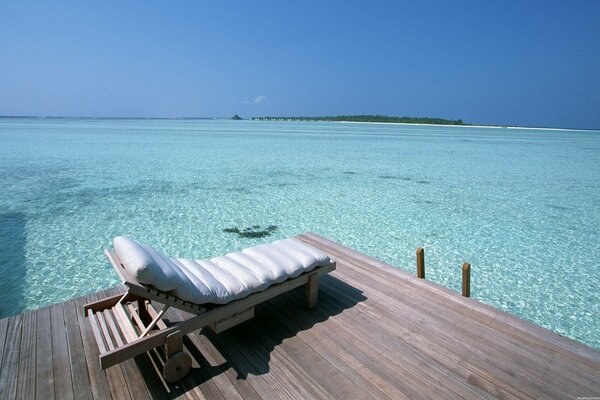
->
<box><xmin>306</xmin><ymin>274</ymin><xmax>319</xmax><ymax>309</ymax></box>
<box><xmin>164</xmin><ymin>332</ymin><xmax>191</xmax><ymax>383</ymax></box>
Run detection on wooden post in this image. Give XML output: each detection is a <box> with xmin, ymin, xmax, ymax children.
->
<box><xmin>462</xmin><ymin>262</ymin><xmax>471</xmax><ymax>297</ymax></box>
<box><xmin>165</xmin><ymin>332</ymin><xmax>183</xmax><ymax>357</ymax></box>
<box><xmin>306</xmin><ymin>274</ymin><xmax>319</xmax><ymax>309</ymax></box>
<box><xmin>416</xmin><ymin>247</ymin><xmax>425</xmax><ymax>279</ymax></box>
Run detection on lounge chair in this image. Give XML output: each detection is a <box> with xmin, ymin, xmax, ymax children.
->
<box><xmin>84</xmin><ymin>235</ymin><xmax>336</xmax><ymax>382</ymax></box>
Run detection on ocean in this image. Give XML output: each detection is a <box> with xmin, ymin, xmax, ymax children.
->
<box><xmin>1</xmin><ymin>118</ymin><xmax>599</xmax><ymax>348</ymax></box>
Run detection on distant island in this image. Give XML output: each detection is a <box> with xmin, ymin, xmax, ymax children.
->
<box><xmin>251</xmin><ymin>115</ymin><xmax>466</xmax><ymax>125</ymax></box>
<box><xmin>231</xmin><ymin>114</ymin><xmax>243</xmax><ymax>120</ymax></box>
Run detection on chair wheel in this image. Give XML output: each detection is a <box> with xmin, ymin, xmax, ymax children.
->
<box><xmin>163</xmin><ymin>352</ymin><xmax>192</xmax><ymax>383</ymax></box>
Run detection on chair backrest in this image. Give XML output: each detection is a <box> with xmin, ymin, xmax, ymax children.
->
<box><xmin>105</xmin><ymin>249</ymin><xmax>206</xmax><ymax>314</ymax></box>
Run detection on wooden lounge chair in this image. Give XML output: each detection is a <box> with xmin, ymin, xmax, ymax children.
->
<box><xmin>83</xmin><ymin>235</ymin><xmax>336</xmax><ymax>382</ymax></box>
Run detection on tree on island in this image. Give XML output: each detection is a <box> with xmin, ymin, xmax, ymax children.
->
<box><xmin>251</xmin><ymin>115</ymin><xmax>466</xmax><ymax>125</ymax></box>
<box><xmin>231</xmin><ymin>114</ymin><xmax>243</xmax><ymax>120</ymax></box>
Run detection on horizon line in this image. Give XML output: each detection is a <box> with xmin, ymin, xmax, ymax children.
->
<box><xmin>0</xmin><ymin>114</ymin><xmax>598</xmax><ymax>132</ymax></box>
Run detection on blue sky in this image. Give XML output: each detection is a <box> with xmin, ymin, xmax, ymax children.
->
<box><xmin>1</xmin><ymin>1</ymin><xmax>599</xmax><ymax>129</ymax></box>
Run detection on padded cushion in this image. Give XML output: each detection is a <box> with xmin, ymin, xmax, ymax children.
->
<box><xmin>113</xmin><ymin>236</ymin><xmax>333</xmax><ymax>305</ymax></box>
<box><xmin>113</xmin><ymin>236</ymin><xmax>180</xmax><ymax>292</ymax></box>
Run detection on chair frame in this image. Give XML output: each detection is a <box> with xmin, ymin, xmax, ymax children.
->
<box><xmin>83</xmin><ymin>245</ymin><xmax>336</xmax><ymax>381</ymax></box>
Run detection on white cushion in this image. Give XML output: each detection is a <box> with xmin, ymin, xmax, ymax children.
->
<box><xmin>113</xmin><ymin>236</ymin><xmax>333</xmax><ymax>305</ymax></box>
<box><xmin>113</xmin><ymin>236</ymin><xmax>180</xmax><ymax>292</ymax></box>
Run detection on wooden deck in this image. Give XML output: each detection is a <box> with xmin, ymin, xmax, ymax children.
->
<box><xmin>0</xmin><ymin>232</ymin><xmax>599</xmax><ymax>399</ymax></box>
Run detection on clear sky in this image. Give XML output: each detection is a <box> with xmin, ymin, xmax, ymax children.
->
<box><xmin>1</xmin><ymin>1</ymin><xmax>599</xmax><ymax>129</ymax></box>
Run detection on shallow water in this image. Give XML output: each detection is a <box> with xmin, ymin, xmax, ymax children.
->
<box><xmin>1</xmin><ymin>118</ymin><xmax>599</xmax><ymax>348</ymax></box>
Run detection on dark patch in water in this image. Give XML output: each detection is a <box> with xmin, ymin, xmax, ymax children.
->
<box><xmin>379</xmin><ymin>175</ymin><xmax>398</xmax><ymax>179</ymax></box>
<box><xmin>268</xmin><ymin>182</ymin><xmax>294</xmax><ymax>188</ymax></box>
<box><xmin>546</xmin><ymin>204</ymin><xmax>572</xmax><ymax>211</ymax></box>
<box><xmin>416</xmin><ymin>180</ymin><xmax>431</xmax><ymax>184</ymax></box>
<box><xmin>414</xmin><ymin>199</ymin><xmax>436</xmax><ymax>205</ymax></box>
<box><xmin>226</xmin><ymin>187</ymin><xmax>251</xmax><ymax>194</ymax></box>
<box><xmin>223</xmin><ymin>225</ymin><xmax>278</xmax><ymax>238</ymax></box>
<box><xmin>343</xmin><ymin>171</ymin><xmax>357</xmax><ymax>175</ymax></box>
<box><xmin>0</xmin><ymin>212</ymin><xmax>27</xmax><ymax>318</ymax></box>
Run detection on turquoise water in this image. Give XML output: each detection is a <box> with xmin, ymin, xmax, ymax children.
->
<box><xmin>1</xmin><ymin>118</ymin><xmax>599</xmax><ymax>348</ymax></box>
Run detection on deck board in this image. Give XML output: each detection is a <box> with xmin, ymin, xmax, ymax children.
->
<box><xmin>0</xmin><ymin>314</ymin><xmax>22</xmax><ymax>400</ymax></box>
<box><xmin>16</xmin><ymin>311</ymin><xmax>36</xmax><ymax>400</ymax></box>
<box><xmin>0</xmin><ymin>233</ymin><xmax>599</xmax><ymax>399</ymax></box>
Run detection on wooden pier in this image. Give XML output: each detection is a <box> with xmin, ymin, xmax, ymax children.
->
<box><xmin>0</xmin><ymin>232</ymin><xmax>599</xmax><ymax>399</ymax></box>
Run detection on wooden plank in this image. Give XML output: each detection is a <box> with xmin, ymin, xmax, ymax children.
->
<box><xmin>73</xmin><ymin>295</ymin><xmax>113</xmax><ymax>400</ymax></box>
<box><xmin>0</xmin><ymin>313</ymin><xmax>23</xmax><ymax>400</ymax></box>
<box><xmin>327</xmin><ymin>258</ymin><xmax>541</xmax><ymax>393</ymax></box>
<box><xmin>181</xmin><ymin>328</ymin><xmax>260</xmax><ymax>399</ymax></box>
<box><xmin>101</xmin><ymin>287</ymin><xmax>152</xmax><ymax>400</ymax></box>
<box><xmin>86</xmin><ymin>310</ymin><xmax>107</xmax><ymax>354</ymax></box>
<box><xmin>266</xmin><ymin>293</ymin><xmax>408</xmax><ymax>400</ymax></box>
<box><xmin>95</xmin><ymin>309</ymin><xmax>115</xmax><ymax>351</ymax></box>
<box><xmin>171</xmin><ymin>308</ymin><xmax>263</xmax><ymax>400</ymax></box>
<box><xmin>113</xmin><ymin>303</ymin><xmax>137</xmax><ymax>342</ymax></box>
<box><xmin>320</xmin><ymin>257</ymin><xmax>591</xmax><ymax>398</ymax></box>
<box><xmin>63</xmin><ymin>300</ymin><xmax>94</xmax><ymax>400</ymax></box>
<box><xmin>49</xmin><ymin>303</ymin><xmax>74</xmax><ymax>400</ymax></box>
<box><xmin>16</xmin><ymin>311</ymin><xmax>36</xmax><ymax>400</ymax></box>
<box><xmin>35</xmin><ymin>307</ymin><xmax>55</xmax><ymax>400</ymax></box>
<box><xmin>127</xmin><ymin>303</ymin><xmax>147</xmax><ymax>333</ymax></box>
<box><xmin>300</xmin><ymin>232</ymin><xmax>600</xmax><ymax>366</ymax></box>
<box><xmin>0</xmin><ymin>317</ymin><xmax>8</xmax><ymax>372</ymax></box>
<box><xmin>83</xmin><ymin>291</ymin><xmax>136</xmax><ymax>313</ymax></box>
<box><xmin>89</xmin><ymin>293</ymin><xmax>132</xmax><ymax>400</ymax></box>
<box><xmin>252</xmin><ymin>299</ymin><xmax>377</xmax><ymax>400</ymax></box>
<box><xmin>209</xmin><ymin>307</ymin><xmax>254</xmax><ymax>334</ymax></box>
<box><xmin>314</xmin><ymin>277</ymin><xmax>511</xmax><ymax>399</ymax></box>
<box><xmin>334</xmin><ymin>259</ymin><xmax>600</xmax><ymax>393</ymax></box>
<box><xmin>103</xmin><ymin>309</ymin><xmax>125</xmax><ymax>347</ymax></box>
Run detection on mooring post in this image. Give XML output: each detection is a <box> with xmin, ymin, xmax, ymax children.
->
<box><xmin>462</xmin><ymin>262</ymin><xmax>471</xmax><ymax>297</ymax></box>
<box><xmin>416</xmin><ymin>247</ymin><xmax>425</xmax><ymax>279</ymax></box>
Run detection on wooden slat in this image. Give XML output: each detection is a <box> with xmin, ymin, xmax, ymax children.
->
<box><xmin>301</xmin><ymin>232</ymin><xmax>600</xmax><ymax>365</ymax></box>
<box><xmin>16</xmin><ymin>311</ymin><xmax>36</xmax><ymax>400</ymax></box>
<box><xmin>300</xmin><ymin>234</ymin><xmax>600</xmax><ymax>397</ymax></box>
<box><xmin>103</xmin><ymin>309</ymin><xmax>125</xmax><ymax>347</ymax></box>
<box><xmin>321</xmin><ymin>257</ymin><xmax>576</xmax><ymax>398</ymax></box>
<box><xmin>85</xmin><ymin>292</ymin><xmax>132</xmax><ymax>400</ymax></box>
<box><xmin>113</xmin><ymin>303</ymin><xmax>137</xmax><ymax>342</ymax></box>
<box><xmin>94</xmin><ymin>309</ymin><xmax>115</xmax><ymax>351</ymax></box>
<box><xmin>146</xmin><ymin>303</ymin><xmax>168</xmax><ymax>330</ymax></box>
<box><xmin>86</xmin><ymin>310</ymin><xmax>107</xmax><ymax>354</ymax></box>
<box><xmin>315</xmin><ymin>239</ymin><xmax>600</xmax><ymax>392</ymax></box>
<box><xmin>102</xmin><ymin>287</ymin><xmax>152</xmax><ymax>400</ymax></box>
<box><xmin>0</xmin><ymin>317</ymin><xmax>9</xmax><ymax>373</ymax></box>
<box><xmin>49</xmin><ymin>303</ymin><xmax>74</xmax><ymax>400</ymax></box>
<box><xmin>0</xmin><ymin>313</ymin><xmax>23</xmax><ymax>400</ymax></box>
<box><xmin>73</xmin><ymin>295</ymin><xmax>113</xmax><ymax>400</ymax></box>
<box><xmin>63</xmin><ymin>300</ymin><xmax>93</xmax><ymax>400</ymax></box>
<box><xmin>35</xmin><ymin>307</ymin><xmax>54</xmax><ymax>400</ymax></box>
<box><xmin>127</xmin><ymin>303</ymin><xmax>147</xmax><ymax>333</ymax></box>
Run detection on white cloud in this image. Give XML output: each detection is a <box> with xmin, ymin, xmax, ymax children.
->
<box><xmin>245</xmin><ymin>95</ymin><xmax>266</xmax><ymax>105</ymax></box>
<box><xmin>253</xmin><ymin>95</ymin><xmax>266</xmax><ymax>104</ymax></box>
